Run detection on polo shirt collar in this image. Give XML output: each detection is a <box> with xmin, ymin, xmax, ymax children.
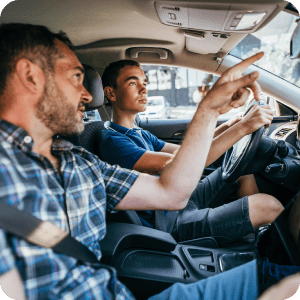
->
<box><xmin>105</xmin><ymin>121</ymin><xmax>141</xmax><ymax>135</ymax></box>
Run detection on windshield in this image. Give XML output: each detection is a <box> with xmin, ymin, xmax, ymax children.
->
<box><xmin>230</xmin><ymin>10</ymin><xmax>300</xmax><ymax>87</ymax></box>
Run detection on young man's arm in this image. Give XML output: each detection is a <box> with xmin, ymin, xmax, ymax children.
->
<box><xmin>116</xmin><ymin>52</ymin><xmax>264</xmax><ymax>211</ymax></box>
<box><xmin>213</xmin><ymin>114</ymin><xmax>242</xmax><ymax>138</ymax></box>
<box><xmin>133</xmin><ymin>103</ymin><xmax>273</xmax><ymax>174</ymax></box>
<box><xmin>132</xmin><ymin>142</ymin><xmax>179</xmax><ymax>174</ymax></box>
<box><xmin>160</xmin><ymin>142</ymin><xmax>180</xmax><ymax>154</ymax></box>
<box><xmin>205</xmin><ymin>104</ymin><xmax>274</xmax><ymax>167</ymax></box>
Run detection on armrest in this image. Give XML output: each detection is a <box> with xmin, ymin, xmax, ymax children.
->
<box><xmin>100</xmin><ymin>222</ymin><xmax>177</xmax><ymax>264</ymax></box>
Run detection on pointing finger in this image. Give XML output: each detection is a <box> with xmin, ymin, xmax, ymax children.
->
<box><xmin>219</xmin><ymin>52</ymin><xmax>264</xmax><ymax>85</ymax></box>
<box><xmin>231</xmin><ymin>52</ymin><xmax>264</xmax><ymax>73</ymax></box>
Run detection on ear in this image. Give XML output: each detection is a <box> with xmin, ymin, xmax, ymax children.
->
<box><xmin>104</xmin><ymin>86</ymin><xmax>116</xmax><ymax>102</ymax></box>
<box><xmin>15</xmin><ymin>59</ymin><xmax>45</xmax><ymax>95</ymax></box>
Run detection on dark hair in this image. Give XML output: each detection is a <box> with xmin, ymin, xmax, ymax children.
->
<box><xmin>0</xmin><ymin>23</ymin><xmax>73</xmax><ymax>96</ymax></box>
<box><xmin>102</xmin><ymin>59</ymin><xmax>140</xmax><ymax>90</ymax></box>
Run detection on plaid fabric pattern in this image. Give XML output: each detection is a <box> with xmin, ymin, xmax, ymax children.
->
<box><xmin>0</xmin><ymin>119</ymin><xmax>139</xmax><ymax>299</ymax></box>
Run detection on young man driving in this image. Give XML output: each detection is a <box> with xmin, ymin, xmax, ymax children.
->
<box><xmin>0</xmin><ymin>23</ymin><xmax>295</xmax><ymax>299</ymax></box>
<box><xmin>100</xmin><ymin>60</ymin><xmax>283</xmax><ymax>244</ymax></box>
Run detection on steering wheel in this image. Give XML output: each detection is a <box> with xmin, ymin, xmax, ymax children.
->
<box><xmin>221</xmin><ymin>99</ymin><xmax>267</xmax><ymax>183</ymax></box>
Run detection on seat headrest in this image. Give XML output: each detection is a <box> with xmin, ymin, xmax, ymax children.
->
<box><xmin>82</xmin><ymin>64</ymin><xmax>104</xmax><ymax>111</ymax></box>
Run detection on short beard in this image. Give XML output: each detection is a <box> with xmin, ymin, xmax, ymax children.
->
<box><xmin>35</xmin><ymin>73</ymin><xmax>85</xmax><ymax>136</ymax></box>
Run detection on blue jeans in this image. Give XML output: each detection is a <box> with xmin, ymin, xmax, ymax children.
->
<box><xmin>258</xmin><ymin>257</ymin><xmax>300</xmax><ymax>293</ymax></box>
<box><xmin>149</xmin><ymin>260</ymin><xmax>258</xmax><ymax>300</ymax></box>
<box><xmin>149</xmin><ymin>258</ymin><xmax>300</xmax><ymax>299</ymax></box>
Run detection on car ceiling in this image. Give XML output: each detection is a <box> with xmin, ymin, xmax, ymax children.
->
<box><xmin>0</xmin><ymin>0</ymin><xmax>294</xmax><ymax>76</ymax></box>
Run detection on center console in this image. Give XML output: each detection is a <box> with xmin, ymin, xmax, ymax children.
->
<box><xmin>100</xmin><ymin>222</ymin><xmax>257</xmax><ymax>299</ymax></box>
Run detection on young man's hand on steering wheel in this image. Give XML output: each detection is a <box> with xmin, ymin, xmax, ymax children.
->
<box><xmin>238</xmin><ymin>104</ymin><xmax>274</xmax><ymax>135</ymax></box>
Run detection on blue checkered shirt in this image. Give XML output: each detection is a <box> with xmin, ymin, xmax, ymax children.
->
<box><xmin>0</xmin><ymin>119</ymin><xmax>139</xmax><ymax>299</ymax></box>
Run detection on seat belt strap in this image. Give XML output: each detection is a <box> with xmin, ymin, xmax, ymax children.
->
<box><xmin>0</xmin><ymin>202</ymin><xmax>99</xmax><ymax>264</ymax></box>
<box><xmin>166</xmin><ymin>211</ymin><xmax>179</xmax><ymax>233</ymax></box>
<box><xmin>155</xmin><ymin>210</ymin><xmax>179</xmax><ymax>234</ymax></box>
<box><xmin>155</xmin><ymin>211</ymin><xmax>167</xmax><ymax>232</ymax></box>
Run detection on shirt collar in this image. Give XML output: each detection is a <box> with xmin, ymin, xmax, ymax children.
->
<box><xmin>104</xmin><ymin>121</ymin><xmax>141</xmax><ymax>135</ymax></box>
<box><xmin>0</xmin><ymin>119</ymin><xmax>74</xmax><ymax>152</ymax></box>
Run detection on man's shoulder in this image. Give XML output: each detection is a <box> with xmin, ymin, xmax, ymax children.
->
<box><xmin>0</xmin><ymin>139</ymin><xmax>18</xmax><ymax>163</ymax></box>
<box><xmin>54</xmin><ymin>137</ymin><xmax>105</xmax><ymax>166</ymax></box>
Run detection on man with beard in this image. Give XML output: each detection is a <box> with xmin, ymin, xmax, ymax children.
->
<box><xmin>0</xmin><ymin>23</ymin><xmax>296</xmax><ymax>300</ymax></box>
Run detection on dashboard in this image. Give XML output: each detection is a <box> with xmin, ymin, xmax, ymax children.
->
<box><xmin>260</xmin><ymin>120</ymin><xmax>300</xmax><ymax>191</ymax></box>
<box><xmin>269</xmin><ymin>121</ymin><xmax>298</xmax><ymax>147</ymax></box>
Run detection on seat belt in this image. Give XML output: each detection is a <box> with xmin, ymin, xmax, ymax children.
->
<box><xmin>155</xmin><ymin>210</ymin><xmax>178</xmax><ymax>233</ymax></box>
<box><xmin>0</xmin><ymin>202</ymin><xmax>99</xmax><ymax>264</ymax></box>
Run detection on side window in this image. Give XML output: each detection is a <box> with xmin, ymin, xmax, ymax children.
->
<box><xmin>141</xmin><ymin>65</ymin><xmax>281</xmax><ymax>120</ymax></box>
<box><xmin>140</xmin><ymin>65</ymin><xmax>218</xmax><ymax>120</ymax></box>
<box><xmin>83</xmin><ymin>109</ymin><xmax>101</xmax><ymax>121</ymax></box>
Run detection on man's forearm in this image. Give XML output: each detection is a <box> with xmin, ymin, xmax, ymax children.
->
<box><xmin>205</xmin><ymin>122</ymin><xmax>247</xmax><ymax>167</ymax></box>
<box><xmin>213</xmin><ymin>122</ymin><xmax>229</xmax><ymax>138</ymax></box>
<box><xmin>158</xmin><ymin>102</ymin><xmax>219</xmax><ymax>209</ymax></box>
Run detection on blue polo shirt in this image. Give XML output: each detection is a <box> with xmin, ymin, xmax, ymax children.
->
<box><xmin>100</xmin><ymin>121</ymin><xmax>166</xmax><ymax>227</ymax></box>
<box><xmin>100</xmin><ymin>121</ymin><xmax>165</xmax><ymax>169</ymax></box>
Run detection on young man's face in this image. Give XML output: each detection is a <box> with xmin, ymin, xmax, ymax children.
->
<box><xmin>35</xmin><ymin>39</ymin><xmax>92</xmax><ymax>136</ymax></box>
<box><xmin>112</xmin><ymin>65</ymin><xmax>148</xmax><ymax>114</ymax></box>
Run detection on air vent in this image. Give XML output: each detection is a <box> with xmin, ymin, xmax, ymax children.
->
<box><xmin>162</xmin><ymin>6</ymin><xmax>180</xmax><ymax>11</ymax></box>
<box><xmin>275</xmin><ymin>128</ymin><xmax>293</xmax><ymax>138</ymax></box>
<box><xmin>167</xmin><ymin>21</ymin><xmax>182</xmax><ymax>26</ymax></box>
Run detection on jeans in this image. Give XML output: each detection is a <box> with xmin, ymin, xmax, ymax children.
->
<box><xmin>149</xmin><ymin>260</ymin><xmax>258</xmax><ymax>300</ymax></box>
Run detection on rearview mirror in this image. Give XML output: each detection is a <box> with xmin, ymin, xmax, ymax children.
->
<box><xmin>290</xmin><ymin>20</ymin><xmax>300</xmax><ymax>59</ymax></box>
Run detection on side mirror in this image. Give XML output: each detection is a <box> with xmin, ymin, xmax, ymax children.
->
<box><xmin>290</xmin><ymin>20</ymin><xmax>300</xmax><ymax>59</ymax></box>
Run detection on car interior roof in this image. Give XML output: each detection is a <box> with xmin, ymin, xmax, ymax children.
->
<box><xmin>0</xmin><ymin>0</ymin><xmax>297</xmax><ymax>76</ymax></box>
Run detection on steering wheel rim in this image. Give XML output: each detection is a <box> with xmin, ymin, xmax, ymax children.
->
<box><xmin>222</xmin><ymin>126</ymin><xmax>265</xmax><ymax>182</ymax></box>
<box><xmin>221</xmin><ymin>98</ymin><xmax>267</xmax><ymax>183</ymax></box>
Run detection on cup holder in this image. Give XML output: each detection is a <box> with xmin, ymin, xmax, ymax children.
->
<box><xmin>183</xmin><ymin>247</ymin><xmax>216</xmax><ymax>273</ymax></box>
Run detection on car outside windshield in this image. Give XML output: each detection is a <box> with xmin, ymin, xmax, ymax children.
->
<box><xmin>148</xmin><ymin>97</ymin><xmax>164</xmax><ymax>106</ymax></box>
<box><xmin>230</xmin><ymin>10</ymin><xmax>300</xmax><ymax>87</ymax></box>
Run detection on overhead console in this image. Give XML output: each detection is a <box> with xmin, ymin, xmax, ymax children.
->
<box><xmin>155</xmin><ymin>1</ymin><xmax>286</xmax><ymax>54</ymax></box>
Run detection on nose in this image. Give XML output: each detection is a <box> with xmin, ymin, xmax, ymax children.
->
<box><xmin>139</xmin><ymin>83</ymin><xmax>147</xmax><ymax>95</ymax></box>
<box><xmin>81</xmin><ymin>85</ymin><xmax>93</xmax><ymax>103</ymax></box>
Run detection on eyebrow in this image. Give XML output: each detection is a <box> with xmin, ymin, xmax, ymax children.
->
<box><xmin>75</xmin><ymin>66</ymin><xmax>85</xmax><ymax>74</ymax></box>
<box><xmin>125</xmin><ymin>76</ymin><xmax>148</xmax><ymax>83</ymax></box>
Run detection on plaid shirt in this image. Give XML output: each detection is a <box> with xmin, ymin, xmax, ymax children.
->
<box><xmin>0</xmin><ymin>119</ymin><xmax>139</xmax><ymax>299</ymax></box>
